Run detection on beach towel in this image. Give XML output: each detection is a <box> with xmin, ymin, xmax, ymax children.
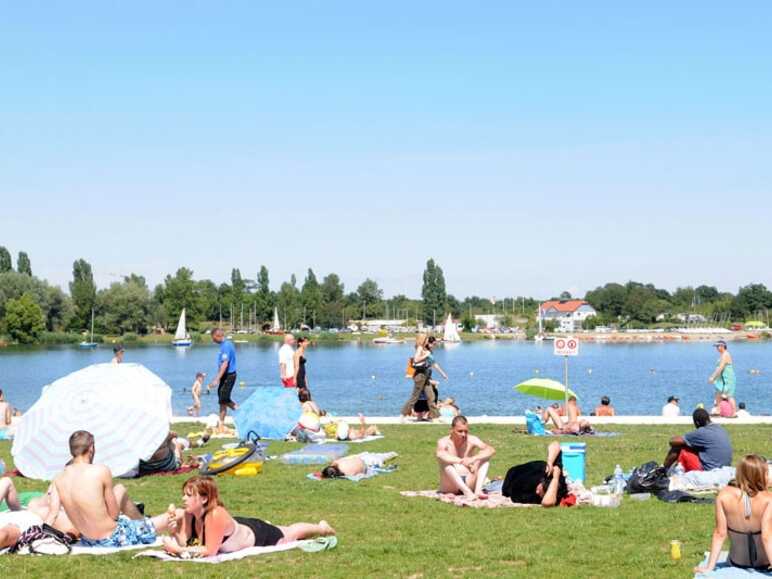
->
<box><xmin>670</xmin><ymin>467</ymin><xmax>736</xmax><ymax>493</ymax></box>
<box><xmin>71</xmin><ymin>538</ymin><xmax>163</xmax><ymax>555</ymax></box>
<box><xmin>134</xmin><ymin>536</ymin><xmax>337</xmax><ymax>563</ymax></box>
<box><xmin>345</xmin><ymin>435</ymin><xmax>384</xmax><ymax>444</ymax></box>
<box><xmin>400</xmin><ymin>490</ymin><xmax>537</xmax><ymax>509</ymax></box>
<box><xmin>695</xmin><ymin>551</ymin><xmax>772</xmax><ymax>577</ymax></box>
<box><xmin>307</xmin><ymin>464</ymin><xmax>397</xmax><ymax>482</ymax></box>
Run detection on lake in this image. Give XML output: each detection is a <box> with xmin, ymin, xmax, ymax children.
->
<box><xmin>1</xmin><ymin>341</ymin><xmax>770</xmax><ymax>416</ymax></box>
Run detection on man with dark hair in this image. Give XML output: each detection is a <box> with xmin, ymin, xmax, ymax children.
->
<box><xmin>663</xmin><ymin>408</ymin><xmax>733</xmax><ymax>472</ymax></box>
<box><xmin>436</xmin><ymin>415</ymin><xmax>495</xmax><ymax>500</ymax></box>
<box><xmin>47</xmin><ymin>430</ymin><xmax>175</xmax><ymax>547</ymax></box>
<box><xmin>207</xmin><ymin>328</ymin><xmax>237</xmax><ymax>433</ymax></box>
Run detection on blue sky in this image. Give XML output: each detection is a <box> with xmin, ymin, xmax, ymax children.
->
<box><xmin>1</xmin><ymin>2</ymin><xmax>770</xmax><ymax>299</ymax></box>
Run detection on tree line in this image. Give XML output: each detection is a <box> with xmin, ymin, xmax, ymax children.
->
<box><xmin>1</xmin><ymin>246</ymin><xmax>771</xmax><ymax>343</ymax></box>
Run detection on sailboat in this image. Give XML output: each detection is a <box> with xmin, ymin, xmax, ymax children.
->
<box><xmin>270</xmin><ymin>307</ymin><xmax>281</xmax><ymax>333</ymax></box>
<box><xmin>442</xmin><ymin>313</ymin><xmax>461</xmax><ymax>343</ymax></box>
<box><xmin>172</xmin><ymin>308</ymin><xmax>192</xmax><ymax>347</ymax></box>
<box><xmin>79</xmin><ymin>308</ymin><xmax>98</xmax><ymax>349</ymax></box>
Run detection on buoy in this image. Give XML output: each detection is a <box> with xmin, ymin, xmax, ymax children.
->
<box><xmin>534</xmin><ymin>369</ymin><xmax>540</xmax><ymax>374</ymax></box>
<box><xmin>587</xmin><ymin>368</ymin><xmax>592</xmax><ymax>374</ymax></box>
<box><xmin>469</xmin><ymin>371</ymin><xmax>474</xmax><ymax>377</ymax></box>
<box><xmin>371</xmin><ymin>375</ymin><xmax>376</xmax><ymax>380</ymax></box>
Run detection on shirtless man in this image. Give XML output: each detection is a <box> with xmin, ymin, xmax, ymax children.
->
<box><xmin>436</xmin><ymin>415</ymin><xmax>495</xmax><ymax>500</ymax></box>
<box><xmin>542</xmin><ymin>397</ymin><xmax>592</xmax><ymax>434</ymax></box>
<box><xmin>47</xmin><ymin>430</ymin><xmax>175</xmax><ymax>547</ymax></box>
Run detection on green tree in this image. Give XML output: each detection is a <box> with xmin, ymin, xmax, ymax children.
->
<box><xmin>0</xmin><ymin>271</ymin><xmax>72</xmax><ymax>331</ymax></box>
<box><xmin>421</xmin><ymin>258</ymin><xmax>447</xmax><ymax>325</ymax></box>
<box><xmin>277</xmin><ymin>275</ymin><xmax>301</xmax><ymax>329</ymax></box>
<box><xmin>319</xmin><ymin>273</ymin><xmax>344</xmax><ymax>328</ymax></box>
<box><xmin>160</xmin><ymin>267</ymin><xmax>198</xmax><ymax>328</ymax></box>
<box><xmin>559</xmin><ymin>291</ymin><xmax>572</xmax><ymax>300</ymax></box>
<box><xmin>301</xmin><ymin>269</ymin><xmax>322</xmax><ymax>327</ymax></box>
<box><xmin>17</xmin><ymin>252</ymin><xmax>31</xmax><ymax>276</ymax></box>
<box><xmin>254</xmin><ymin>266</ymin><xmax>273</xmax><ymax>323</ymax></box>
<box><xmin>732</xmin><ymin>283</ymin><xmax>772</xmax><ymax>319</ymax></box>
<box><xmin>96</xmin><ymin>275</ymin><xmax>152</xmax><ymax>334</ymax></box>
<box><xmin>196</xmin><ymin>279</ymin><xmax>220</xmax><ymax>322</ymax></box>
<box><xmin>4</xmin><ymin>293</ymin><xmax>45</xmax><ymax>343</ymax></box>
<box><xmin>356</xmin><ymin>278</ymin><xmax>383</xmax><ymax>319</ymax></box>
<box><xmin>69</xmin><ymin>259</ymin><xmax>97</xmax><ymax>330</ymax></box>
<box><xmin>0</xmin><ymin>247</ymin><xmax>12</xmax><ymax>273</ymax></box>
<box><xmin>230</xmin><ymin>268</ymin><xmax>246</xmax><ymax>315</ymax></box>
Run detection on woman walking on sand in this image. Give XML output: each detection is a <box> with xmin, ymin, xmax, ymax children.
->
<box><xmin>401</xmin><ymin>334</ymin><xmax>439</xmax><ymax>421</ymax></box>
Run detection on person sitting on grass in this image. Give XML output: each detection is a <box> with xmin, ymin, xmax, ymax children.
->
<box><xmin>163</xmin><ymin>476</ymin><xmax>335</xmax><ymax>557</ymax></box>
<box><xmin>541</xmin><ymin>398</ymin><xmax>593</xmax><ymax>435</ymax></box>
<box><xmin>663</xmin><ymin>408</ymin><xmax>732</xmax><ymax>473</ymax></box>
<box><xmin>501</xmin><ymin>441</ymin><xmax>569</xmax><ymax>507</ymax></box>
<box><xmin>335</xmin><ymin>414</ymin><xmax>380</xmax><ymax>441</ymax></box>
<box><xmin>320</xmin><ymin>451</ymin><xmax>397</xmax><ymax>479</ymax></box>
<box><xmin>694</xmin><ymin>454</ymin><xmax>771</xmax><ymax>574</ymax></box>
<box><xmin>436</xmin><ymin>415</ymin><xmax>495</xmax><ymax>500</ymax></box>
<box><xmin>48</xmin><ymin>430</ymin><xmax>176</xmax><ymax>547</ymax></box>
<box><xmin>138</xmin><ymin>431</ymin><xmax>190</xmax><ymax>477</ymax></box>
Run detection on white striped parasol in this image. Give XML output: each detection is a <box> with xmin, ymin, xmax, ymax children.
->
<box><xmin>12</xmin><ymin>363</ymin><xmax>172</xmax><ymax>480</ymax></box>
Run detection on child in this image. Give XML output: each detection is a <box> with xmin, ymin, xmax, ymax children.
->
<box><xmin>187</xmin><ymin>372</ymin><xmax>205</xmax><ymax>417</ymax></box>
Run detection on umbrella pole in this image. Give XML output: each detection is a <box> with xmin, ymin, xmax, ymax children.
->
<box><xmin>563</xmin><ymin>355</ymin><xmax>569</xmax><ymax>411</ymax></box>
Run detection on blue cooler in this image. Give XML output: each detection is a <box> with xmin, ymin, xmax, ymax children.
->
<box><xmin>560</xmin><ymin>442</ymin><xmax>586</xmax><ymax>483</ymax></box>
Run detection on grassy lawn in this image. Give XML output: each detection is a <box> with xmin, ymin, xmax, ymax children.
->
<box><xmin>2</xmin><ymin>423</ymin><xmax>770</xmax><ymax>578</ymax></box>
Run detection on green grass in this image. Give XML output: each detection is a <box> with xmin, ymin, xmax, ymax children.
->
<box><xmin>2</xmin><ymin>424</ymin><xmax>770</xmax><ymax>578</ymax></box>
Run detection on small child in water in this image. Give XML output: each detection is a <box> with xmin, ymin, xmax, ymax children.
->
<box><xmin>187</xmin><ymin>372</ymin><xmax>205</xmax><ymax>416</ymax></box>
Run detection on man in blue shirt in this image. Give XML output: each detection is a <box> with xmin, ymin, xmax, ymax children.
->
<box><xmin>207</xmin><ymin>328</ymin><xmax>237</xmax><ymax>432</ymax></box>
<box><xmin>663</xmin><ymin>408</ymin><xmax>733</xmax><ymax>472</ymax></box>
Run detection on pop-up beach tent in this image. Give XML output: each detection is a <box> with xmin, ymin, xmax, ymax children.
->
<box><xmin>12</xmin><ymin>363</ymin><xmax>172</xmax><ymax>480</ymax></box>
<box><xmin>234</xmin><ymin>386</ymin><xmax>300</xmax><ymax>440</ymax></box>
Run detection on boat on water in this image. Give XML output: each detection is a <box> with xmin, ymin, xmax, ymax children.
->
<box><xmin>372</xmin><ymin>336</ymin><xmax>405</xmax><ymax>344</ymax></box>
<box><xmin>78</xmin><ymin>308</ymin><xmax>98</xmax><ymax>349</ymax></box>
<box><xmin>442</xmin><ymin>313</ymin><xmax>461</xmax><ymax>343</ymax></box>
<box><xmin>172</xmin><ymin>308</ymin><xmax>193</xmax><ymax>347</ymax></box>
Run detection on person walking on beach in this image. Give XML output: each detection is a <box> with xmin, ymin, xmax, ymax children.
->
<box><xmin>401</xmin><ymin>334</ymin><xmax>440</xmax><ymax>421</ymax></box>
<box><xmin>709</xmin><ymin>340</ymin><xmax>736</xmax><ymax>417</ymax></box>
<box><xmin>279</xmin><ymin>333</ymin><xmax>296</xmax><ymax>387</ymax></box>
<box><xmin>207</xmin><ymin>329</ymin><xmax>237</xmax><ymax>433</ymax></box>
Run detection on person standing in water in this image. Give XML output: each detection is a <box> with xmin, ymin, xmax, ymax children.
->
<box><xmin>187</xmin><ymin>372</ymin><xmax>205</xmax><ymax>417</ymax></box>
<box><xmin>709</xmin><ymin>340</ymin><xmax>736</xmax><ymax>417</ymax></box>
<box><xmin>207</xmin><ymin>329</ymin><xmax>237</xmax><ymax>433</ymax></box>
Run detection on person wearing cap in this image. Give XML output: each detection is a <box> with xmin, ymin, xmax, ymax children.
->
<box><xmin>111</xmin><ymin>344</ymin><xmax>125</xmax><ymax>364</ymax></box>
<box><xmin>709</xmin><ymin>340</ymin><xmax>736</xmax><ymax>417</ymax></box>
<box><xmin>662</xmin><ymin>395</ymin><xmax>680</xmax><ymax>417</ymax></box>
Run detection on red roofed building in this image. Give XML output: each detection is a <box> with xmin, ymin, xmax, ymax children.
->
<box><xmin>539</xmin><ymin>299</ymin><xmax>597</xmax><ymax>331</ymax></box>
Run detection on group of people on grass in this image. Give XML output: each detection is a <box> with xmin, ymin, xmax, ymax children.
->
<box><xmin>0</xmin><ymin>430</ymin><xmax>334</xmax><ymax>556</ymax></box>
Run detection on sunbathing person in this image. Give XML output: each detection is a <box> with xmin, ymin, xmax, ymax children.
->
<box><xmin>138</xmin><ymin>431</ymin><xmax>189</xmax><ymax>476</ymax></box>
<box><xmin>48</xmin><ymin>430</ymin><xmax>175</xmax><ymax>547</ymax></box>
<box><xmin>501</xmin><ymin>441</ymin><xmax>569</xmax><ymax>507</ymax></box>
<box><xmin>436</xmin><ymin>415</ymin><xmax>495</xmax><ymax>500</ymax></box>
<box><xmin>541</xmin><ymin>398</ymin><xmax>593</xmax><ymax>435</ymax></box>
<box><xmin>663</xmin><ymin>408</ymin><xmax>732</xmax><ymax>472</ymax></box>
<box><xmin>694</xmin><ymin>454</ymin><xmax>771</xmax><ymax>573</ymax></box>
<box><xmin>335</xmin><ymin>414</ymin><xmax>380</xmax><ymax>441</ymax></box>
<box><xmin>163</xmin><ymin>476</ymin><xmax>335</xmax><ymax>557</ymax></box>
<box><xmin>320</xmin><ymin>451</ymin><xmax>397</xmax><ymax>479</ymax></box>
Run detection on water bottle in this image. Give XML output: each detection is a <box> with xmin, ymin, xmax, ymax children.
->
<box><xmin>0</xmin><ymin>458</ymin><xmax>5</xmax><ymax>476</ymax></box>
<box><xmin>613</xmin><ymin>464</ymin><xmax>625</xmax><ymax>495</ymax></box>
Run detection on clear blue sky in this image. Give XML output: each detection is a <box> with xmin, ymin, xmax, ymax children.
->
<box><xmin>2</xmin><ymin>2</ymin><xmax>770</xmax><ymax>299</ymax></box>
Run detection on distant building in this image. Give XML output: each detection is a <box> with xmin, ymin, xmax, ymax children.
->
<box><xmin>474</xmin><ymin>314</ymin><xmax>503</xmax><ymax>329</ymax></box>
<box><xmin>539</xmin><ymin>300</ymin><xmax>597</xmax><ymax>332</ymax></box>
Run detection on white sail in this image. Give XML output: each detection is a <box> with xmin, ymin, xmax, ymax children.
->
<box><xmin>174</xmin><ymin>308</ymin><xmax>188</xmax><ymax>340</ymax></box>
<box><xmin>443</xmin><ymin>313</ymin><xmax>461</xmax><ymax>342</ymax></box>
<box><xmin>271</xmin><ymin>307</ymin><xmax>281</xmax><ymax>332</ymax></box>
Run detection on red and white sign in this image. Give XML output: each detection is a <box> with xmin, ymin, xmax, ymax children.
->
<box><xmin>553</xmin><ymin>336</ymin><xmax>579</xmax><ymax>356</ymax></box>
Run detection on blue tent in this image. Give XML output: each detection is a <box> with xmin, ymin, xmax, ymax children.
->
<box><xmin>234</xmin><ymin>387</ymin><xmax>300</xmax><ymax>440</ymax></box>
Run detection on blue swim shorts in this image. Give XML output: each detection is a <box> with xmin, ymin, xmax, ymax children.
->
<box><xmin>80</xmin><ymin>515</ymin><xmax>157</xmax><ymax>548</ymax></box>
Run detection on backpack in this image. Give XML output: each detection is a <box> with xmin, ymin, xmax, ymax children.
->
<box><xmin>625</xmin><ymin>461</ymin><xmax>670</xmax><ymax>494</ymax></box>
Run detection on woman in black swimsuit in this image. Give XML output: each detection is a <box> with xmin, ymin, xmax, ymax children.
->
<box><xmin>294</xmin><ymin>337</ymin><xmax>310</xmax><ymax>392</ymax></box>
<box><xmin>163</xmin><ymin>476</ymin><xmax>335</xmax><ymax>558</ymax></box>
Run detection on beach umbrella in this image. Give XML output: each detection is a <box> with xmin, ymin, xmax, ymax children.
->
<box><xmin>234</xmin><ymin>387</ymin><xmax>300</xmax><ymax>440</ymax></box>
<box><xmin>514</xmin><ymin>378</ymin><xmax>578</xmax><ymax>401</ymax></box>
<box><xmin>12</xmin><ymin>363</ymin><xmax>172</xmax><ymax>481</ymax></box>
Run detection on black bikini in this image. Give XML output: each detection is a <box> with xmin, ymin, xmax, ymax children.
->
<box><xmin>189</xmin><ymin>514</ymin><xmax>284</xmax><ymax>548</ymax></box>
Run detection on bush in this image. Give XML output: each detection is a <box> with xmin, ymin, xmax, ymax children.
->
<box><xmin>121</xmin><ymin>332</ymin><xmax>140</xmax><ymax>343</ymax></box>
<box><xmin>4</xmin><ymin>293</ymin><xmax>45</xmax><ymax>343</ymax></box>
<box><xmin>39</xmin><ymin>332</ymin><xmax>81</xmax><ymax>345</ymax></box>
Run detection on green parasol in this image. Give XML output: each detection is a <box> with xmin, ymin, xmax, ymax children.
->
<box><xmin>514</xmin><ymin>378</ymin><xmax>578</xmax><ymax>401</ymax></box>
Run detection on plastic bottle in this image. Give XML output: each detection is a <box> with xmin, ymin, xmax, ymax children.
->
<box><xmin>613</xmin><ymin>464</ymin><xmax>626</xmax><ymax>495</ymax></box>
<box><xmin>0</xmin><ymin>458</ymin><xmax>5</xmax><ymax>476</ymax></box>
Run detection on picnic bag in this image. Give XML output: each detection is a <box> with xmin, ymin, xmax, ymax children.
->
<box><xmin>11</xmin><ymin>524</ymin><xmax>76</xmax><ymax>555</ymax></box>
<box><xmin>405</xmin><ymin>357</ymin><xmax>416</xmax><ymax>378</ymax></box>
<box><xmin>626</xmin><ymin>461</ymin><xmax>669</xmax><ymax>494</ymax></box>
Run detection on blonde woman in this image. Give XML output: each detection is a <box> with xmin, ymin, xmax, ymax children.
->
<box><xmin>694</xmin><ymin>454</ymin><xmax>772</xmax><ymax>573</ymax></box>
<box><xmin>401</xmin><ymin>334</ymin><xmax>439</xmax><ymax>420</ymax></box>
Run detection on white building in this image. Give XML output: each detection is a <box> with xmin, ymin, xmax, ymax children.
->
<box><xmin>539</xmin><ymin>300</ymin><xmax>597</xmax><ymax>332</ymax></box>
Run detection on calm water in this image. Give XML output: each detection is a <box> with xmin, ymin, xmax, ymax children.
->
<box><xmin>1</xmin><ymin>341</ymin><xmax>770</xmax><ymax>416</ymax></box>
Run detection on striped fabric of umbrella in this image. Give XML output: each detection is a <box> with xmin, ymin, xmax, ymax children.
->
<box><xmin>12</xmin><ymin>363</ymin><xmax>172</xmax><ymax>481</ymax></box>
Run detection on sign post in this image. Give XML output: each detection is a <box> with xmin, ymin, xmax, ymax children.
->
<box><xmin>553</xmin><ymin>337</ymin><xmax>579</xmax><ymax>409</ymax></box>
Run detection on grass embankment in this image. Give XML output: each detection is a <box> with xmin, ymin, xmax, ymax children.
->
<box><xmin>2</xmin><ymin>424</ymin><xmax>771</xmax><ymax>578</ymax></box>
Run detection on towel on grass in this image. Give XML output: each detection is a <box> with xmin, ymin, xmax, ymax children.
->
<box><xmin>400</xmin><ymin>490</ymin><xmax>537</xmax><ymax>509</ymax></box>
<box><xmin>71</xmin><ymin>539</ymin><xmax>163</xmax><ymax>555</ymax></box>
<box><xmin>134</xmin><ymin>536</ymin><xmax>337</xmax><ymax>563</ymax></box>
<box><xmin>695</xmin><ymin>551</ymin><xmax>772</xmax><ymax>577</ymax></box>
<box><xmin>670</xmin><ymin>467</ymin><xmax>736</xmax><ymax>493</ymax></box>
<box><xmin>307</xmin><ymin>465</ymin><xmax>397</xmax><ymax>482</ymax></box>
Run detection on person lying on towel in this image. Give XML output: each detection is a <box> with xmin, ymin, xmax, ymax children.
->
<box><xmin>320</xmin><ymin>452</ymin><xmax>396</xmax><ymax>479</ymax></box>
<box><xmin>163</xmin><ymin>476</ymin><xmax>335</xmax><ymax>557</ymax></box>
<box><xmin>663</xmin><ymin>408</ymin><xmax>732</xmax><ymax>473</ymax></box>
<box><xmin>501</xmin><ymin>442</ymin><xmax>569</xmax><ymax>507</ymax></box>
